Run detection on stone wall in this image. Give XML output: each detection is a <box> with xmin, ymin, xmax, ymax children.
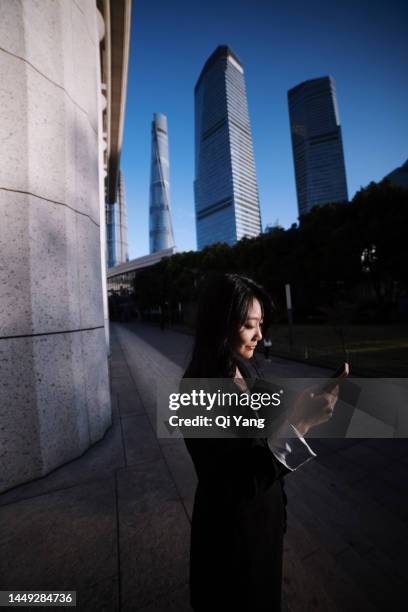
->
<box><xmin>0</xmin><ymin>0</ymin><xmax>111</xmax><ymax>493</ymax></box>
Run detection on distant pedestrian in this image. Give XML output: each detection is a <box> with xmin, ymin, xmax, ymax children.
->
<box><xmin>263</xmin><ymin>336</ymin><xmax>272</xmax><ymax>361</ymax></box>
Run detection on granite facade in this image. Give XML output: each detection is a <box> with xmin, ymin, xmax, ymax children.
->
<box><xmin>0</xmin><ymin>0</ymin><xmax>111</xmax><ymax>493</ymax></box>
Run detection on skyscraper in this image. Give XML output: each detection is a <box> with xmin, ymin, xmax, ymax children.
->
<box><xmin>149</xmin><ymin>113</ymin><xmax>175</xmax><ymax>254</ymax></box>
<box><xmin>117</xmin><ymin>169</ymin><xmax>129</xmax><ymax>263</ymax></box>
<box><xmin>194</xmin><ymin>45</ymin><xmax>262</xmax><ymax>249</ymax></box>
<box><xmin>107</xmin><ymin>169</ymin><xmax>129</xmax><ymax>267</ymax></box>
<box><xmin>288</xmin><ymin>76</ymin><xmax>348</xmax><ymax>217</ymax></box>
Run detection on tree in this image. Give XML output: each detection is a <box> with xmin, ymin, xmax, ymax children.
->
<box><xmin>130</xmin><ymin>180</ymin><xmax>408</xmax><ymax>324</ymax></box>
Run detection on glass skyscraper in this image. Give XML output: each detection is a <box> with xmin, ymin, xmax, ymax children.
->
<box><xmin>194</xmin><ymin>45</ymin><xmax>262</xmax><ymax>249</ymax></box>
<box><xmin>149</xmin><ymin>113</ymin><xmax>176</xmax><ymax>254</ymax></box>
<box><xmin>288</xmin><ymin>76</ymin><xmax>348</xmax><ymax>217</ymax></box>
<box><xmin>106</xmin><ymin>169</ymin><xmax>129</xmax><ymax>268</ymax></box>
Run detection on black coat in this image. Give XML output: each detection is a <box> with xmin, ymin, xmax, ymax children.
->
<box><xmin>183</xmin><ymin>358</ymin><xmax>290</xmax><ymax>612</ymax></box>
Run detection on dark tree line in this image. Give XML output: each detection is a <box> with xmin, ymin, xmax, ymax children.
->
<box><xmin>132</xmin><ymin>179</ymin><xmax>408</xmax><ymax>325</ymax></box>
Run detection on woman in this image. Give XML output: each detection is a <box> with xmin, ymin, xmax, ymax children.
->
<box><xmin>182</xmin><ymin>273</ymin><xmax>339</xmax><ymax>611</ymax></box>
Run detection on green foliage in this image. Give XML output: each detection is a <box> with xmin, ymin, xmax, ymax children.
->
<box><xmin>132</xmin><ymin>180</ymin><xmax>408</xmax><ymax>323</ymax></box>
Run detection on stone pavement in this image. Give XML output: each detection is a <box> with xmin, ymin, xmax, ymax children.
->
<box><xmin>0</xmin><ymin>322</ymin><xmax>407</xmax><ymax>611</ymax></box>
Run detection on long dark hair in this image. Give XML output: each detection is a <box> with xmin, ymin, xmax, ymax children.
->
<box><xmin>183</xmin><ymin>273</ymin><xmax>274</xmax><ymax>378</ymax></box>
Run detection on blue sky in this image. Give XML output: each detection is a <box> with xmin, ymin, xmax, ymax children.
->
<box><xmin>121</xmin><ymin>0</ymin><xmax>408</xmax><ymax>259</ymax></box>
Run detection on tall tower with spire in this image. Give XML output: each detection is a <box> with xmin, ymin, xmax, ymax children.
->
<box><xmin>149</xmin><ymin>113</ymin><xmax>176</xmax><ymax>253</ymax></box>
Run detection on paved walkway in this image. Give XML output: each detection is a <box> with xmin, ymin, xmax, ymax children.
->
<box><xmin>0</xmin><ymin>322</ymin><xmax>407</xmax><ymax>611</ymax></box>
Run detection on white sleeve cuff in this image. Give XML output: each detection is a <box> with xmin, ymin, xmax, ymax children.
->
<box><xmin>267</xmin><ymin>420</ymin><xmax>316</xmax><ymax>471</ymax></box>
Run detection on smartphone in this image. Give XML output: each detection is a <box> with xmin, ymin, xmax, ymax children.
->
<box><xmin>318</xmin><ymin>362</ymin><xmax>349</xmax><ymax>394</ymax></box>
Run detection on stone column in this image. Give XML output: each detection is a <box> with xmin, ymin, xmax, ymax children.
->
<box><xmin>0</xmin><ymin>0</ymin><xmax>111</xmax><ymax>493</ymax></box>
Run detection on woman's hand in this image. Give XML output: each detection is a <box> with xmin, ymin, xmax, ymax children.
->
<box><xmin>288</xmin><ymin>385</ymin><xmax>339</xmax><ymax>436</ymax></box>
